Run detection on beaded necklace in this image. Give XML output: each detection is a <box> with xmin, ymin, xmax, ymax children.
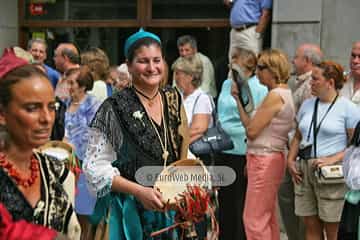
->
<box><xmin>0</xmin><ymin>152</ymin><xmax>39</xmax><ymax>188</ymax></box>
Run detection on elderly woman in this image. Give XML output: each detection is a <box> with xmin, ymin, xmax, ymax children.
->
<box><xmin>216</xmin><ymin>47</ymin><xmax>268</xmax><ymax>240</ymax></box>
<box><xmin>231</xmin><ymin>49</ymin><xmax>295</xmax><ymax>239</ymax></box>
<box><xmin>83</xmin><ymin>29</ymin><xmax>189</xmax><ymax>239</ymax></box>
<box><xmin>64</xmin><ymin>66</ymin><xmax>101</xmax><ymax>237</ymax></box>
<box><xmin>114</xmin><ymin>64</ymin><xmax>131</xmax><ymax>91</ymax></box>
<box><xmin>288</xmin><ymin>61</ymin><xmax>360</xmax><ymax>240</ymax></box>
<box><xmin>173</xmin><ymin>55</ymin><xmax>213</xmax><ymax>147</ymax></box>
<box><xmin>0</xmin><ymin>50</ymin><xmax>80</xmax><ymax>239</ymax></box>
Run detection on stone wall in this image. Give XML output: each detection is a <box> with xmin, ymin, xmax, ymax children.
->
<box><xmin>0</xmin><ymin>0</ymin><xmax>18</xmax><ymax>51</ymax></box>
<box><xmin>272</xmin><ymin>0</ymin><xmax>360</xmax><ymax>70</ymax></box>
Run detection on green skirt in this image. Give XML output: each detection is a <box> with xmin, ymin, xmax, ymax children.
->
<box><xmin>89</xmin><ymin>193</ymin><xmax>178</xmax><ymax>240</ymax></box>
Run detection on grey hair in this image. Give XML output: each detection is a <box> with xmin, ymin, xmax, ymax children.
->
<box><xmin>27</xmin><ymin>38</ymin><xmax>47</xmax><ymax>50</ymax></box>
<box><xmin>177</xmin><ymin>35</ymin><xmax>197</xmax><ymax>50</ymax></box>
<box><xmin>303</xmin><ymin>47</ymin><xmax>322</xmax><ymax>65</ymax></box>
<box><xmin>62</xmin><ymin>47</ymin><xmax>80</xmax><ymax>64</ymax></box>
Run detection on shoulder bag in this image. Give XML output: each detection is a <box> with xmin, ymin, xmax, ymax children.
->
<box><xmin>189</xmin><ymin>93</ymin><xmax>234</xmax><ymax>156</ymax></box>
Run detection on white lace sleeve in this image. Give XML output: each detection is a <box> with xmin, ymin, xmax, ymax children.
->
<box><xmin>83</xmin><ymin>128</ymin><xmax>120</xmax><ymax>198</ymax></box>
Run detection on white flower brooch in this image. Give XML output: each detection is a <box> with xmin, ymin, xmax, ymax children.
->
<box><xmin>132</xmin><ymin>110</ymin><xmax>145</xmax><ymax>127</ymax></box>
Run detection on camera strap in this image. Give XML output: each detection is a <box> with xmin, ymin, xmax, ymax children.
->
<box><xmin>312</xmin><ymin>94</ymin><xmax>338</xmax><ymax>158</ymax></box>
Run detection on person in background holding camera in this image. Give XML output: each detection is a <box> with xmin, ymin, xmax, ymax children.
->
<box><xmin>231</xmin><ymin>49</ymin><xmax>295</xmax><ymax>239</ymax></box>
<box><xmin>287</xmin><ymin>61</ymin><xmax>360</xmax><ymax>240</ymax></box>
<box><xmin>216</xmin><ymin>47</ymin><xmax>267</xmax><ymax>240</ymax></box>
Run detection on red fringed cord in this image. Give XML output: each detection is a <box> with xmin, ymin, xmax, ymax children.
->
<box><xmin>151</xmin><ymin>185</ymin><xmax>219</xmax><ymax>239</ymax></box>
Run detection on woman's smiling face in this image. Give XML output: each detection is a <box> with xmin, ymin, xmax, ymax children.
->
<box><xmin>128</xmin><ymin>44</ymin><xmax>164</xmax><ymax>88</ymax></box>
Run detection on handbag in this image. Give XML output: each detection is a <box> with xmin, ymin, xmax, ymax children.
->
<box><xmin>311</xmin><ymin>96</ymin><xmax>345</xmax><ymax>184</ymax></box>
<box><xmin>189</xmin><ymin>93</ymin><xmax>234</xmax><ymax>155</ymax></box>
<box><xmin>315</xmin><ymin>164</ymin><xmax>345</xmax><ymax>184</ymax></box>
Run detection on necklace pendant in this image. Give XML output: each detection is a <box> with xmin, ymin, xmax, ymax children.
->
<box><xmin>162</xmin><ymin>151</ymin><xmax>169</xmax><ymax>161</ymax></box>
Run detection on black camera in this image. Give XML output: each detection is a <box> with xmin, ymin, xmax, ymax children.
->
<box><xmin>297</xmin><ymin>142</ymin><xmax>312</xmax><ymax>160</ymax></box>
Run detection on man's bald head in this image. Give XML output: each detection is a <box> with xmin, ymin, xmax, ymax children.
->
<box><xmin>350</xmin><ymin>41</ymin><xmax>360</xmax><ymax>79</ymax></box>
<box><xmin>54</xmin><ymin>43</ymin><xmax>80</xmax><ymax>73</ymax></box>
<box><xmin>293</xmin><ymin>43</ymin><xmax>323</xmax><ymax>75</ymax></box>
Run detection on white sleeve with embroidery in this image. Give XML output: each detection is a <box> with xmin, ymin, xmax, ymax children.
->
<box><xmin>83</xmin><ymin>128</ymin><xmax>120</xmax><ymax>198</ymax></box>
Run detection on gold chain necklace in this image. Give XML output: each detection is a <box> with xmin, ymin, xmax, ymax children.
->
<box><xmin>147</xmin><ymin>95</ymin><xmax>169</xmax><ymax>168</ymax></box>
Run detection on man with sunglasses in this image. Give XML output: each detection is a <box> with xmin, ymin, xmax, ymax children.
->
<box><xmin>340</xmin><ymin>41</ymin><xmax>360</xmax><ymax>105</ymax></box>
<box><xmin>278</xmin><ymin>43</ymin><xmax>322</xmax><ymax>240</ymax></box>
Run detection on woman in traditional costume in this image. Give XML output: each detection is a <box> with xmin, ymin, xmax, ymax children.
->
<box><xmin>0</xmin><ymin>48</ymin><xmax>80</xmax><ymax>239</ymax></box>
<box><xmin>83</xmin><ymin>29</ymin><xmax>189</xmax><ymax>239</ymax></box>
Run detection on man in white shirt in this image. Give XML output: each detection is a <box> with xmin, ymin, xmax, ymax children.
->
<box><xmin>172</xmin><ymin>35</ymin><xmax>217</xmax><ymax>98</ymax></box>
<box><xmin>340</xmin><ymin>41</ymin><xmax>360</xmax><ymax>105</ymax></box>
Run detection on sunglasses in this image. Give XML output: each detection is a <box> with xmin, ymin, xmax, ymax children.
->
<box><xmin>257</xmin><ymin>64</ymin><xmax>268</xmax><ymax>71</ymax></box>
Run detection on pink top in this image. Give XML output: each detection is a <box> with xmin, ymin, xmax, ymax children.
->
<box><xmin>247</xmin><ymin>88</ymin><xmax>295</xmax><ymax>153</ymax></box>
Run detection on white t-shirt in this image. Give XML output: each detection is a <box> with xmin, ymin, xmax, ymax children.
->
<box><xmin>297</xmin><ymin>96</ymin><xmax>360</xmax><ymax>157</ymax></box>
<box><xmin>183</xmin><ymin>88</ymin><xmax>213</xmax><ymax>127</ymax></box>
<box><xmin>88</xmin><ymin>80</ymin><xmax>108</xmax><ymax>102</ymax></box>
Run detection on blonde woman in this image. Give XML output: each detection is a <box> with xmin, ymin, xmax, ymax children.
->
<box><xmin>231</xmin><ymin>49</ymin><xmax>295</xmax><ymax>239</ymax></box>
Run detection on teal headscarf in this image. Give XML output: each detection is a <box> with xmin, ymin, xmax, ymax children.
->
<box><xmin>124</xmin><ymin>28</ymin><xmax>161</xmax><ymax>59</ymax></box>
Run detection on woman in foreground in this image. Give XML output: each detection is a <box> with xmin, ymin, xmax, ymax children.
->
<box><xmin>0</xmin><ymin>49</ymin><xmax>80</xmax><ymax>239</ymax></box>
<box><xmin>84</xmin><ymin>29</ymin><xmax>189</xmax><ymax>239</ymax></box>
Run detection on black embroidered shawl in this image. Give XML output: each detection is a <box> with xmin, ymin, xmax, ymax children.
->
<box><xmin>0</xmin><ymin>153</ymin><xmax>75</xmax><ymax>234</ymax></box>
<box><xmin>90</xmin><ymin>86</ymin><xmax>189</xmax><ymax>181</ymax></box>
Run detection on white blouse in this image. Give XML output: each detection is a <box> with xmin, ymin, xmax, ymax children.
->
<box><xmin>83</xmin><ymin>128</ymin><xmax>120</xmax><ymax>198</ymax></box>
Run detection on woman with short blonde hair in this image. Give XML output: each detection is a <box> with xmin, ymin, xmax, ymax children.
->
<box><xmin>257</xmin><ymin>49</ymin><xmax>291</xmax><ymax>84</ymax></box>
<box><xmin>232</xmin><ymin>48</ymin><xmax>295</xmax><ymax>239</ymax></box>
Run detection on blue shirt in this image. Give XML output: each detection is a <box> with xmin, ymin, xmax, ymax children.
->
<box><xmin>217</xmin><ymin>76</ymin><xmax>268</xmax><ymax>155</ymax></box>
<box><xmin>44</xmin><ymin>64</ymin><xmax>60</xmax><ymax>89</ymax></box>
<box><xmin>297</xmin><ymin>96</ymin><xmax>360</xmax><ymax>158</ymax></box>
<box><xmin>65</xmin><ymin>94</ymin><xmax>101</xmax><ymax>215</ymax></box>
<box><xmin>65</xmin><ymin>94</ymin><xmax>101</xmax><ymax>161</ymax></box>
<box><xmin>230</xmin><ymin>0</ymin><xmax>272</xmax><ymax>27</ymax></box>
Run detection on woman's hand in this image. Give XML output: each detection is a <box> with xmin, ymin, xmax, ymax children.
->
<box><xmin>134</xmin><ymin>186</ymin><xmax>165</xmax><ymax>211</ymax></box>
<box><xmin>288</xmin><ymin>160</ymin><xmax>302</xmax><ymax>184</ymax></box>
<box><xmin>311</xmin><ymin>150</ymin><xmax>345</xmax><ymax>169</ymax></box>
<box><xmin>312</xmin><ymin>156</ymin><xmax>337</xmax><ymax>169</ymax></box>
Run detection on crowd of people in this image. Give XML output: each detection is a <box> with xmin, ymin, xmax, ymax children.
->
<box><xmin>0</xmin><ymin>1</ymin><xmax>360</xmax><ymax>239</ymax></box>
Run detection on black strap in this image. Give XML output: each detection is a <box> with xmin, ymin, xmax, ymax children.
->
<box><xmin>312</xmin><ymin>94</ymin><xmax>338</xmax><ymax>158</ymax></box>
<box><xmin>191</xmin><ymin>92</ymin><xmax>218</xmax><ymax>127</ymax></box>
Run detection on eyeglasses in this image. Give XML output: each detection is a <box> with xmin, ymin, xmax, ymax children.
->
<box><xmin>351</xmin><ymin>53</ymin><xmax>360</xmax><ymax>59</ymax></box>
<box><xmin>257</xmin><ymin>64</ymin><xmax>268</xmax><ymax>71</ymax></box>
